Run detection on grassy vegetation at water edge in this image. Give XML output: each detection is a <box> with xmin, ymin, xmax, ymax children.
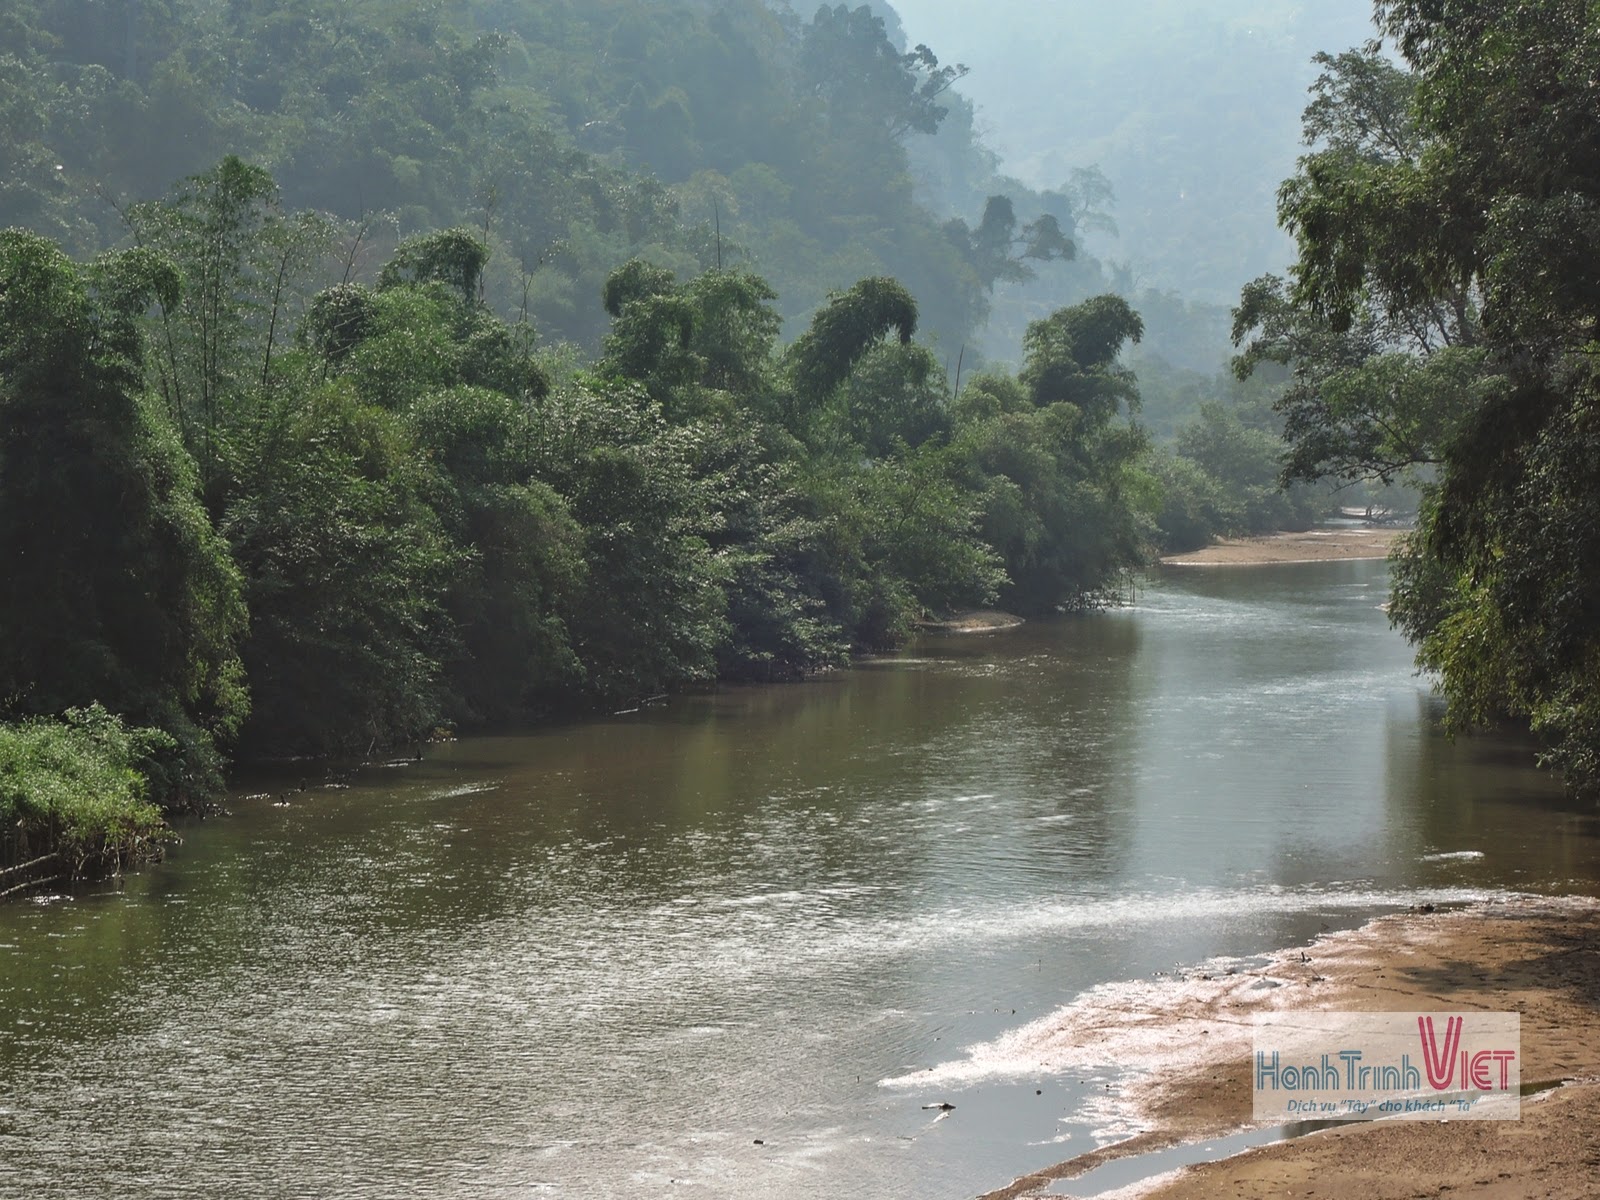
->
<box><xmin>0</xmin><ymin>706</ymin><xmax>171</xmax><ymax>879</ymax></box>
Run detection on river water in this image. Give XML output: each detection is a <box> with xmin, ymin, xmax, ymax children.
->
<box><xmin>3</xmin><ymin>560</ymin><xmax>1599</xmax><ymax>1200</ymax></box>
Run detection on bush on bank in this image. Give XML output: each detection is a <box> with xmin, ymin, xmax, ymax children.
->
<box><xmin>0</xmin><ymin>706</ymin><xmax>171</xmax><ymax>878</ymax></box>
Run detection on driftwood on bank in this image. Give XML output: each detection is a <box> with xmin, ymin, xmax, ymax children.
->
<box><xmin>0</xmin><ymin>853</ymin><xmax>68</xmax><ymax>899</ymax></box>
<box><xmin>0</xmin><ymin>827</ymin><xmax>170</xmax><ymax>901</ymax></box>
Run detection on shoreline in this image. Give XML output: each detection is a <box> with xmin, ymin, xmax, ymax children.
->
<box><xmin>980</xmin><ymin>895</ymin><xmax>1600</xmax><ymax>1199</ymax></box>
<box><xmin>915</xmin><ymin>610</ymin><xmax>1027</xmax><ymax>633</ymax></box>
<box><xmin>1160</xmin><ymin>526</ymin><xmax>1404</xmax><ymax>567</ymax></box>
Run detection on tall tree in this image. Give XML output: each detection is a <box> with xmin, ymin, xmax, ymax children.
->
<box><xmin>956</xmin><ymin>295</ymin><xmax>1152</xmax><ymax>614</ymax></box>
<box><xmin>799</xmin><ymin>5</ymin><xmax>967</xmax><ymax>143</ymax></box>
<box><xmin>786</xmin><ymin>276</ymin><xmax>918</xmax><ymax>424</ymax></box>
<box><xmin>1251</xmin><ymin>4</ymin><xmax>1600</xmax><ymax>794</ymax></box>
<box><xmin>0</xmin><ymin>229</ymin><xmax>247</xmax><ymax>798</ymax></box>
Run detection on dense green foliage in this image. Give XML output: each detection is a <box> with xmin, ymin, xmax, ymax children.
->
<box><xmin>1130</xmin><ymin>353</ymin><xmax>1340</xmax><ymax>554</ymax></box>
<box><xmin>0</xmin><ymin>228</ymin><xmax>246</xmax><ymax>801</ymax></box>
<box><xmin>0</xmin><ymin>0</ymin><xmax>1082</xmax><ymax>354</ymax></box>
<box><xmin>0</xmin><ymin>0</ymin><xmax>1400</xmax><ymax>862</ymax></box>
<box><xmin>1238</xmin><ymin>7</ymin><xmax>1600</xmax><ymax>795</ymax></box>
<box><xmin>0</xmin><ymin>706</ymin><xmax>170</xmax><ymax>875</ymax></box>
<box><xmin>0</xmin><ymin>149</ymin><xmax>1158</xmax><ymax>781</ymax></box>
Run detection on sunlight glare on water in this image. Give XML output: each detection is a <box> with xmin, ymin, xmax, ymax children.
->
<box><xmin>2</xmin><ymin>561</ymin><xmax>1597</xmax><ymax>1200</ymax></box>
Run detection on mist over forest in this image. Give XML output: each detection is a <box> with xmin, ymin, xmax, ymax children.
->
<box><xmin>8</xmin><ymin>6</ymin><xmax>1600</xmax><ymax>1195</ymax></box>
<box><xmin>890</xmin><ymin>0</ymin><xmax>1377</xmax><ymax>304</ymax></box>
<box><xmin>2</xmin><ymin>0</ymin><xmax>1379</xmax><ymax>373</ymax></box>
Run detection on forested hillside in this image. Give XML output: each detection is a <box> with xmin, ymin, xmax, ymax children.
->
<box><xmin>0</xmin><ymin>0</ymin><xmax>1160</xmax><ymax>879</ymax></box>
<box><xmin>29</xmin><ymin>0</ymin><xmax>1596</xmax><ymax>888</ymax></box>
<box><xmin>1</xmin><ymin>0</ymin><xmax>1098</xmax><ymax>356</ymax></box>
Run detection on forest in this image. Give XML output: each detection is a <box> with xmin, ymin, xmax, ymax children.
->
<box><xmin>3</xmin><ymin>0</ymin><xmax>1597</xmax><ymax>880</ymax></box>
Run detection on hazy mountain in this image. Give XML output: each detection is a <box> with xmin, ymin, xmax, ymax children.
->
<box><xmin>887</xmin><ymin>1</ymin><xmax>1379</xmax><ymax>303</ymax></box>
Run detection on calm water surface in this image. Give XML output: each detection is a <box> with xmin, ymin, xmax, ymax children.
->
<box><xmin>3</xmin><ymin>560</ymin><xmax>1599</xmax><ymax>1199</ymax></box>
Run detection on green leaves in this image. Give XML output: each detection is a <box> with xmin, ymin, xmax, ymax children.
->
<box><xmin>222</xmin><ymin>382</ymin><xmax>461</xmax><ymax>756</ymax></box>
<box><xmin>1302</xmin><ymin>46</ymin><xmax>1419</xmax><ymax>163</ymax></box>
<box><xmin>0</xmin><ymin>227</ymin><xmax>247</xmax><ymax>799</ymax></box>
<box><xmin>527</xmin><ymin>382</ymin><xmax>728</xmax><ymax>700</ymax></box>
<box><xmin>944</xmin><ymin>195</ymin><xmax>1078</xmax><ymax>291</ymax></box>
<box><xmin>598</xmin><ymin>262</ymin><xmax>782</xmax><ymax>419</ymax></box>
<box><xmin>1021</xmin><ymin>294</ymin><xmax>1144</xmax><ymax>420</ymax></box>
<box><xmin>127</xmin><ymin>156</ymin><xmax>340</xmax><ymax>487</ymax></box>
<box><xmin>1257</xmin><ymin>1</ymin><xmax>1600</xmax><ymax>795</ymax></box>
<box><xmin>787</xmin><ymin>276</ymin><xmax>918</xmax><ymax>416</ymax></box>
<box><xmin>0</xmin><ymin>129</ymin><xmax>1168</xmax><ymax>788</ymax></box>
<box><xmin>0</xmin><ymin>0</ymin><xmax>1028</xmax><ymax>358</ymax></box>
<box><xmin>799</xmin><ymin>5</ymin><xmax>966</xmax><ymax>142</ymax></box>
<box><xmin>379</xmin><ymin>228</ymin><xmax>490</xmax><ymax>303</ymax></box>
<box><xmin>0</xmin><ymin>706</ymin><xmax>171</xmax><ymax>872</ymax></box>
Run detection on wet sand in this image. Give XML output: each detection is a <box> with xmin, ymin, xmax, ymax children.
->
<box><xmin>980</xmin><ymin>896</ymin><xmax>1600</xmax><ymax>1200</ymax></box>
<box><xmin>916</xmin><ymin>610</ymin><xmax>1026</xmax><ymax>633</ymax></box>
<box><xmin>1161</xmin><ymin>527</ymin><xmax>1402</xmax><ymax>567</ymax></box>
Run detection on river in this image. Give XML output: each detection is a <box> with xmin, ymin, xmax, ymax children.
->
<box><xmin>3</xmin><ymin>559</ymin><xmax>1598</xmax><ymax>1199</ymax></box>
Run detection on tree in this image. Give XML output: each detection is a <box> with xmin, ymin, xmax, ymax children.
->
<box><xmin>379</xmin><ymin>228</ymin><xmax>490</xmax><ymax>304</ymax></box>
<box><xmin>222</xmin><ymin>382</ymin><xmax>461</xmax><ymax>757</ymax></box>
<box><xmin>944</xmin><ymin>195</ymin><xmax>1076</xmax><ymax>289</ymax></box>
<box><xmin>525</xmin><ymin>380</ymin><xmax>728</xmax><ymax>702</ymax></box>
<box><xmin>1229</xmin><ymin>50</ymin><xmax>1472</xmax><ymax>495</ymax></box>
<box><xmin>794</xmin><ymin>448</ymin><xmax>1001</xmax><ymax>648</ymax></box>
<box><xmin>405</xmin><ymin>386</ymin><xmax>585</xmax><ymax>723</ymax></box>
<box><xmin>128</xmin><ymin>158</ymin><xmax>276</xmax><ymax>459</ymax></box>
<box><xmin>0</xmin><ymin>0</ymin><xmax>1023</xmax><ymax>359</ymax></box>
<box><xmin>599</xmin><ymin>261</ymin><xmax>783</xmax><ymax>419</ymax></box>
<box><xmin>800</xmin><ymin>6</ymin><xmax>967</xmax><ymax>142</ymax></box>
<box><xmin>1232</xmin><ymin>271</ymin><xmax>1478</xmax><ymax>487</ymax></box>
<box><xmin>836</xmin><ymin>342</ymin><xmax>950</xmax><ymax>458</ymax></box>
<box><xmin>1254</xmin><ymin>3</ymin><xmax>1600</xmax><ymax>794</ymax></box>
<box><xmin>1174</xmin><ymin>401</ymin><xmax>1321</xmax><ymax>535</ymax></box>
<box><xmin>696</xmin><ymin>420</ymin><xmax>848</xmax><ymax>679</ymax></box>
<box><xmin>0</xmin><ymin>229</ymin><xmax>247</xmax><ymax>800</ymax></box>
<box><xmin>1022</xmin><ymin>294</ymin><xmax>1145</xmax><ymax>420</ymax></box>
<box><xmin>786</xmin><ymin>276</ymin><xmax>918</xmax><ymax>423</ymax></box>
<box><xmin>127</xmin><ymin>156</ymin><xmax>336</xmax><ymax>496</ymax></box>
<box><xmin>952</xmin><ymin>296</ymin><xmax>1153</xmax><ymax>613</ymax></box>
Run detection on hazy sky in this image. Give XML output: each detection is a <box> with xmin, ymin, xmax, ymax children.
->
<box><xmin>886</xmin><ymin>1</ymin><xmax>1380</xmax><ymax>170</ymax></box>
<box><xmin>886</xmin><ymin>1</ymin><xmax>1380</xmax><ymax>299</ymax></box>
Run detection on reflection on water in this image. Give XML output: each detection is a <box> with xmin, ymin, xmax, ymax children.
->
<box><xmin>1</xmin><ymin>560</ymin><xmax>1596</xmax><ymax>1200</ymax></box>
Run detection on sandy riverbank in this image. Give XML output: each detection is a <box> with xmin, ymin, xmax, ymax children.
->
<box><xmin>980</xmin><ymin>896</ymin><xmax>1600</xmax><ymax>1200</ymax></box>
<box><xmin>915</xmin><ymin>610</ymin><xmax>1026</xmax><ymax>633</ymax></box>
<box><xmin>1161</xmin><ymin>527</ymin><xmax>1403</xmax><ymax>567</ymax></box>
